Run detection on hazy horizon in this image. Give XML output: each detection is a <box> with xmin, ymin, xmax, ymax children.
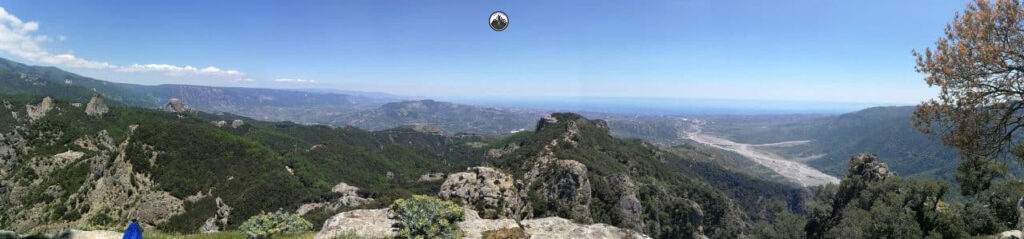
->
<box><xmin>0</xmin><ymin>0</ymin><xmax>966</xmax><ymax>105</ymax></box>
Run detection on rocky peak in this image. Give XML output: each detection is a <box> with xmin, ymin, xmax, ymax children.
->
<box><xmin>848</xmin><ymin>153</ymin><xmax>893</xmax><ymax>182</ymax></box>
<box><xmin>534</xmin><ymin>113</ymin><xmax>610</xmax><ymax>135</ymax></box>
<box><xmin>162</xmin><ymin>98</ymin><xmax>189</xmax><ymax>112</ymax></box>
<box><xmin>84</xmin><ymin>94</ymin><xmax>109</xmax><ymax>116</ymax></box>
<box><xmin>25</xmin><ymin>96</ymin><xmax>54</xmax><ymax>120</ymax></box>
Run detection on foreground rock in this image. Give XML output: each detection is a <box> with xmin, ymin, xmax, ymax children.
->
<box><xmin>459</xmin><ymin>208</ymin><xmax>520</xmax><ymax>239</ymax></box>
<box><xmin>313</xmin><ymin>208</ymin><xmax>650</xmax><ymax>239</ymax></box>
<box><xmin>521</xmin><ymin>217</ymin><xmax>651</xmax><ymax>239</ymax></box>
<box><xmin>65</xmin><ymin>229</ymin><xmax>122</xmax><ymax>239</ymax></box>
<box><xmin>314</xmin><ymin>209</ymin><xmax>397</xmax><ymax>239</ymax></box>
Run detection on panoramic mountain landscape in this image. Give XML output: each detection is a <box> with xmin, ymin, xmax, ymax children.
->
<box><xmin>6</xmin><ymin>0</ymin><xmax>1024</xmax><ymax>238</ymax></box>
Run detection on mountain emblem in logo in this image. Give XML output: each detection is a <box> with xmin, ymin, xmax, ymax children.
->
<box><xmin>489</xmin><ymin>11</ymin><xmax>508</xmax><ymax>31</ymax></box>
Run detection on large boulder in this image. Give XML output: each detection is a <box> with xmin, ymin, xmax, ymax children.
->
<box><xmin>459</xmin><ymin>208</ymin><xmax>522</xmax><ymax>239</ymax></box>
<box><xmin>439</xmin><ymin>167</ymin><xmax>531</xmax><ymax>219</ymax></box>
<box><xmin>313</xmin><ymin>209</ymin><xmax>397</xmax><ymax>239</ymax></box>
<box><xmin>996</xmin><ymin>230</ymin><xmax>1023</xmax><ymax>239</ymax></box>
<box><xmin>848</xmin><ymin>154</ymin><xmax>893</xmax><ymax>182</ymax></box>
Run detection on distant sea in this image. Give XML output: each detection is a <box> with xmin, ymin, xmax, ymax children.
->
<box><xmin>440</xmin><ymin>96</ymin><xmax>902</xmax><ymax>115</ymax></box>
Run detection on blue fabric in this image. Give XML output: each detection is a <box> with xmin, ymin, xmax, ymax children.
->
<box><xmin>122</xmin><ymin>221</ymin><xmax>142</xmax><ymax>239</ymax></box>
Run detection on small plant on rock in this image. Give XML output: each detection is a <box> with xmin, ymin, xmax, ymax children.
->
<box><xmin>239</xmin><ymin>210</ymin><xmax>313</xmax><ymax>239</ymax></box>
<box><xmin>390</xmin><ymin>195</ymin><xmax>465</xmax><ymax>239</ymax></box>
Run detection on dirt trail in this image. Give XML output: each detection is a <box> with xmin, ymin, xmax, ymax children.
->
<box><xmin>683</xmin><ymin>124</ymin><xmax>839</xmax><ymax>187</ymax></box>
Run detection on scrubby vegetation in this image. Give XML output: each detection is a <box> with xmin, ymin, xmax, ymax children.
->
<box><xmin>238</xmin><ymin>211</ymin><xmax>313</xmax><ymax>238</ymax></box>
<box><xmin>390</xmin><ymin>195</ymin><xmax>465</xmax><ymax>239</ymax></box>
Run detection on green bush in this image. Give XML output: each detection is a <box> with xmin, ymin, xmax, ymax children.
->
<box><xmin>390</xmin><ymin>195</ymin><xmax>465</xmax><ymax>239</ymax></box>
<box><xmin>238</xmin><ymin>211</ymin><xmax>313</xmax><ymax>239</ymax></box>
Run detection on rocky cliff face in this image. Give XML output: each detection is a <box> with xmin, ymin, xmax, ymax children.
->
<box><xmin>0</xmin><ymin>99</ymin><xmax>185</xmax><ymax>233</ymax></box>
<box><xmin>438</xmin><ymin>167</ymin><xmax>531</xmax><ymax>220</ymax></box>
<box><xmin>480</xmin><ymin>113</ymin><xmax>746</xmax><ymax>238</ymax></box>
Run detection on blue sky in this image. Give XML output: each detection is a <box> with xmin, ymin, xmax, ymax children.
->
<box><xmin>0</xmin><ymin>0</ymin><xmax>969</xmax><ymax>104</ymax></box>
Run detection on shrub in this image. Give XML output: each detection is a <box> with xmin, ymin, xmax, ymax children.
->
<box><xmin>238</xmin><ymin>211</ymin><xmax>313</xmax><ymax>239</ymax></box>
<box><xmin>390</xmin><ymin>195</ymin><xmax>465</xmax><ymax>239</ymax></box>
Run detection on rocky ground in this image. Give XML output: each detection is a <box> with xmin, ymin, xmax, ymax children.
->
<box><xmin>314</xmin><ymin>207</ymin><xmax>651</xmax><ymax>239</ymax></box>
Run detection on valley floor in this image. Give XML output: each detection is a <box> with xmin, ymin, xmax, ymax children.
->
<box><xmin>683</xmin><ymin>123</ymin><xmax>839</xmax><ymax>187</ymax></box>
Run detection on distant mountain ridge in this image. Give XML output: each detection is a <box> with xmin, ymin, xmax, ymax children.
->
<box><xmin>0</xmin><ymin>57</ymin><xmax>394</xmax><ymax>124</ymax></box>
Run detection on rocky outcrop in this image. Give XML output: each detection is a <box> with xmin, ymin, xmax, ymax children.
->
<box><xmin>313</xmin><ymin>208</ymin><xmax>650</xmax><ymax>239</ymax></box>
<box><xmin>162</xmin><ymin>98</ymin><xmax>189</xmax><ymax>112</ymax></box>
<box><xmin>848</xmin><ymin>154</ymin><xmax>893</xmax><ymax>182</ymax></box>
<box><xmin>313</xmin><ymin>209</ymin><xmax>397</xmax><ymax>239</ymax></box>
<box><xmin>231</xmin><ymin>120</ymin><xmax>244</xmax><ymax>128</ymax></box>
<box><xmin>439</xmin><ymin>167</ymin><xmax>530</xmax><ymax>219</ymax></box>
<box><xmin>25</xmin><ymin>96</ymin><xmax>54</xmax><ymax>120</ymax></box>
<box><xmin>199</xmin><ymin>197</ymin><xmax>232</xmax><ymax>233</ymax></box>
<box><xmin>610</xmin><ymin>174</ymin><xmax>644</xmax><ymax>231</ymax></box>
<box><xmin>525</xmin><ymin>158</ymin><xmax>592</xmax><ymax>222</ymax></box>
<box><xmin>0</xmin><ymin>124</ymin><xmax>186</xmax><ymax>234</ymax></box>
<box><xmin>297</xmin><ymin>182</ymin><xmax>373</xmax><ymax>215</ymax></box>
<box><xmin>996</xmin><ymin>230</ymin><xmax>1023</xmax><ymax>239</ymax></box>
<box><xmin>84</xmin><ymin>95</ymin><xmax>109</xmax><ymax>116</ymax></box>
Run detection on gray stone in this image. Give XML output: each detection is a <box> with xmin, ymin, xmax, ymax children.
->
<box><xmin>314</xmin><ymin>209</ymin><xmax>397</xmax><ymax>239</ymax></box>
<box><xmin>439</xmin><ymin>167</ymin><xmax>530</xmax><ymax>219</ymax></box>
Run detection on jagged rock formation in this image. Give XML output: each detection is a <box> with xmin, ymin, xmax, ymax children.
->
<box><xmin>84</xmin><ymin>95</ymin><xmax>109</xmax><ymax>116</ymax></box>
<box><xmin>0</xmin><ymin>122</ymin><xmax>185</xmax><ymax>234</ymax></box>
<box><xmin>198</xmin><ymin>197</ymin><xmax>233</xmax><ymax>233</ymax></box>
<box><xmin>438</xmin><ymin>167</ymin><xmax>531</xmax><ymax>219</ymax></box>
<box><xmin>313</xmin><ymin>208</ymin><xmax>650</xmax><ymax>239</ymax></box>
<box><xmin>297</xmin><ymin>182</ymin><xmax>373</xmax><ymax>215</ymax></box>
<box><xmin>162</xmin><ymin>98</ymin><xmax>189</xmax><ymax>112</ymax></box>
<box><xmin>480</xmin><ymin>113</ymin><xmax>753</xmax><ymax>238</ymax></box>
<box><xmin>25</xmin><ymin>96</ymin><xmax>54</xmax><ymax>120</ymax></box>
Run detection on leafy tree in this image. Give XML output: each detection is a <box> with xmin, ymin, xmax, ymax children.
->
<box><xmin>912</xmin><ymin>0</ymin><xmax>1024</xmax><ymax>193</ymax></box>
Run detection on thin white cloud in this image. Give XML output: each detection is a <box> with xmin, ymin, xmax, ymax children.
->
<box><xmin>0</xmin><ymin>7</ymin><xmax>244</xmax><ymax>78</ymax></box>
<box><xmin>274</xmin><ymin>78</ymin><xmax>316</xmax><ymax>83</ymax></box>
